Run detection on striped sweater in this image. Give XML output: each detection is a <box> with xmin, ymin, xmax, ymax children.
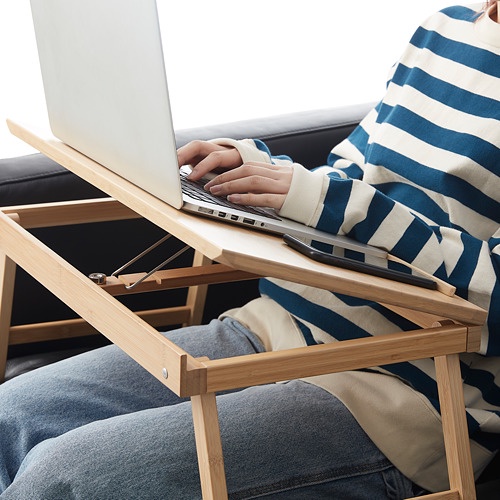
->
<box><xmin>217</xmin><ymin>4</ymin><xmax>500</xmax><ymax>491</ymax></box>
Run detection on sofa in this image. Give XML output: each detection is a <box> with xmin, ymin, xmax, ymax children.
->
<box><xmin>1</xmin><ymin>103</ymin><xmax>498</xmax><ymax>496</ymax></box>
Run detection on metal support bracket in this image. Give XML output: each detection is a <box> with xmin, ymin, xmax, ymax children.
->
<box><xmin>91</xmin><ymin>233</ymin><xmax>191</xmax><ymax>290</ymax></box>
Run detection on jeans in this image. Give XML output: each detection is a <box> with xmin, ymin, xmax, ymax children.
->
<box><xmin>0</xmin><ymin>318</ymin><xmax>421</xmax><ymax>499</ymax></box>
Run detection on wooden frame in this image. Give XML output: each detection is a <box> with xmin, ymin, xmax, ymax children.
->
<box><xmin>0</xmin><ymin>120</ymin><xmax>488</xmax><ymax>499</ymax></box>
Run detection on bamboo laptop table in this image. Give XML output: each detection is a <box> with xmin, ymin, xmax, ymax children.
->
<box><xmin>0</xmin><ymin>120</ymin><xmax>487</xmax><ymax>500</ymax></box>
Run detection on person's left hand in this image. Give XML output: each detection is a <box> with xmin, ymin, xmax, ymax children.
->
<box><xmin>204</xmin><ymin>161</ymin><xmax>293</xmax><ymax>211</ymax></box>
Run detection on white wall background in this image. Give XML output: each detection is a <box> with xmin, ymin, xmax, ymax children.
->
<box><xmin>0</xmin><ymin>0</ymin><xmax>470</xmax><ymax>158</ymax></box>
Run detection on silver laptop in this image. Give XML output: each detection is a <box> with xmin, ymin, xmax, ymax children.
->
<box><xmin>29</xmin><ymin>0</ymin><xmax>385</xmax><ymax>258</ymax></box>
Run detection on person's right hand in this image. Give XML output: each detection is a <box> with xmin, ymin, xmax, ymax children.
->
<box><xmin>177</xmin><ymin>140</ymin><xmax>243</xmax><ymax>181</ymax></box>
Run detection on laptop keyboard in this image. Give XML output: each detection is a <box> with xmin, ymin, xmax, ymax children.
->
<box><xmin>180</xmin><ymin>170</ymin><xmax>281</xmax><ymax>220</ymax></box>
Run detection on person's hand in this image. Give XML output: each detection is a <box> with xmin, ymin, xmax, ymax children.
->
<box><xmin>177</xmin><ymin>140</ymin><xmax>243</xmax><ymax>181</ymax></box>
<box><xmin>204</xmin><ymin>161</ymin><xmax>293</xmax><ymax>211</ymax></box>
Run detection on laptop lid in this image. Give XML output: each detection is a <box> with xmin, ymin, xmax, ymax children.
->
<box><xmin>30</xmin><ymin>0</ymin><xmax>387</xmax><ymax>258</ymax></box>
<box><xmin>30</xmin><ymin>0</ymin><xmax>183</xmax><ymax>208</ymax></box>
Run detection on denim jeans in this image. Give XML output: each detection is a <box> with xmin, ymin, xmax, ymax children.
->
<box><xmin>0</xmin><ymin>318</ymin><xmax>421</xmax><ymax>499</ymax></box>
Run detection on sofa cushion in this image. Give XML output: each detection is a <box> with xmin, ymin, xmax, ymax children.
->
<box><xmin>0</xmin><ymin>153</ymin><xmax>105</xmax><ymax>205</ymax></box>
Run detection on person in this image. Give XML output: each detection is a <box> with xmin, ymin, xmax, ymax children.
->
<box><xmin>1</xmin><ymin>2</ymin><xmax>499</xmax><ymax>498</ymax></box>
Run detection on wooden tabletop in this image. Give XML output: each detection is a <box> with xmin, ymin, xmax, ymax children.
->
<box><xmin>7</xmin><ymin>119</ymin><xmax>487</xmax><ymax>326</ymax></box>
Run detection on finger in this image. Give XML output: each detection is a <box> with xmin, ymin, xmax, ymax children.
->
<box><xmin>204</xmin><ymin>163</ymin><xmax>287</xmax><ymax>189</ymax></box>
<box><xmin>177</xmin><ymin>141</ymin><xmax>242</xmax><ymax>179</ymax></box>
<box><xmin>243</xmin><ymin>161</ymin><xmax>283</xmax><ymax>170</ymax></box>
<box><xmin>226</xmin><ymin>192</ymin><xmax>287</xmax><ymax>210</ymax></box>
<box><xmin>188</xmin><ymin>148</ymin><xmax>242</xmax><ymax>180</ymax></box>
<box><xmin>208</xmin><ymin>175</ymin><xmax>290</xmax><ymax>197</ymax></box>
<box><xmin>177</xmin><ymin>140</ymin><xmax>211</xmax><ymax>168</ymax></box>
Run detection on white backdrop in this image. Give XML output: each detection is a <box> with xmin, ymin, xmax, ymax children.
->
<box><xmin>0</xmin><ymin>0</ymin><xmax>470</xmax><ymax>158</ymax></box>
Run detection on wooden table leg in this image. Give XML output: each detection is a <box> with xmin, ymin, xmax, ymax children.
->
<box><xmin>435</xmin><ymin>354</ymin><xmax>476</xmax><ymax>500</ymax></box>
<box><xmin>191</xmin><ymin>392</ymin><xmax>228</xmax><ymax>500</ymax></box>
<box><xmin>0</xmin><ymin>252</ymin><xmax>16</xmax><ymax>383</ymax></box>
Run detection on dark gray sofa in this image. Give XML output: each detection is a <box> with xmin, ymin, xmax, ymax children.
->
<box><xmin>1</xmin><ymin>103</ymin><xmax>498</xmax><ymax>495</ymax></box>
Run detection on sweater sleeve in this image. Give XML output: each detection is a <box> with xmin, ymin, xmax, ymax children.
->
<box><xmin>316</xmin><ymin>176</ymin><xmax>499</xmax><ymax>354</ymax></box>
<box><xmin>261</xmin><ymin>106</ymin><xmax>500</xmax><ymax>356</ymax></box>
<box><xmin>282</xmin><ymin>165</ymin><xmax>499</xmax><ymax>357</ymax></box>
<box><xmin>209</xmin><ymin>138</ymin><xmax>293</xmax><ymax>166</ymax></box>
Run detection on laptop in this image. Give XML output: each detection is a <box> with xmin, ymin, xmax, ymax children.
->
<box><xmin>29</xmin><ymin>0</ymin><xmax>385</xmax><ymax>258</ymax></box>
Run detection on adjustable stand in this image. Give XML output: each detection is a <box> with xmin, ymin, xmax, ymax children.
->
<box><xmin>0</xmin><ymin>120</ymin><xmax>487</xmax><ymax>499</ymax></box>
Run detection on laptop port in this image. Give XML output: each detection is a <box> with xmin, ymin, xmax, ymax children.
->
<box><xmin>198</xmin><ymin>207</ymin><xmax>214</xmax><ymax>215</ymax></box>
<box><xmin>243</xmin><ymin>218</ymin><xmax>255</xmax><ymax>225</ymax></box>
<box><xmin>218</xmin><ymin>212</ymin><xmax>226</xmax><ymax>218</ymax></box>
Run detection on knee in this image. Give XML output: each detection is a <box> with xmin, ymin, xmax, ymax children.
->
<box><xmin>0</xmin><ymin>380</ymin><xmax>48</xmax><ymax>493</ymax></box>
<box><xmin>3</xmin><ymin>408</ymin><xmax>203</xmax><ymax>500</ymax></box>
<box><xmin>1</xmin><ymin>437</ymin><xmax>82</xmax><ymax>499</ymax></box>
<box><xmin>3</xmin><ymin>431</ymin><xmax>132</xmax><ymax>499</ymax></box>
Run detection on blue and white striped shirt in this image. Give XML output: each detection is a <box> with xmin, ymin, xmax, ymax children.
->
<box><xmin>222</xmin><ymin>4</ymin><xmax>500</xmax><ymax>490</ymax></box>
